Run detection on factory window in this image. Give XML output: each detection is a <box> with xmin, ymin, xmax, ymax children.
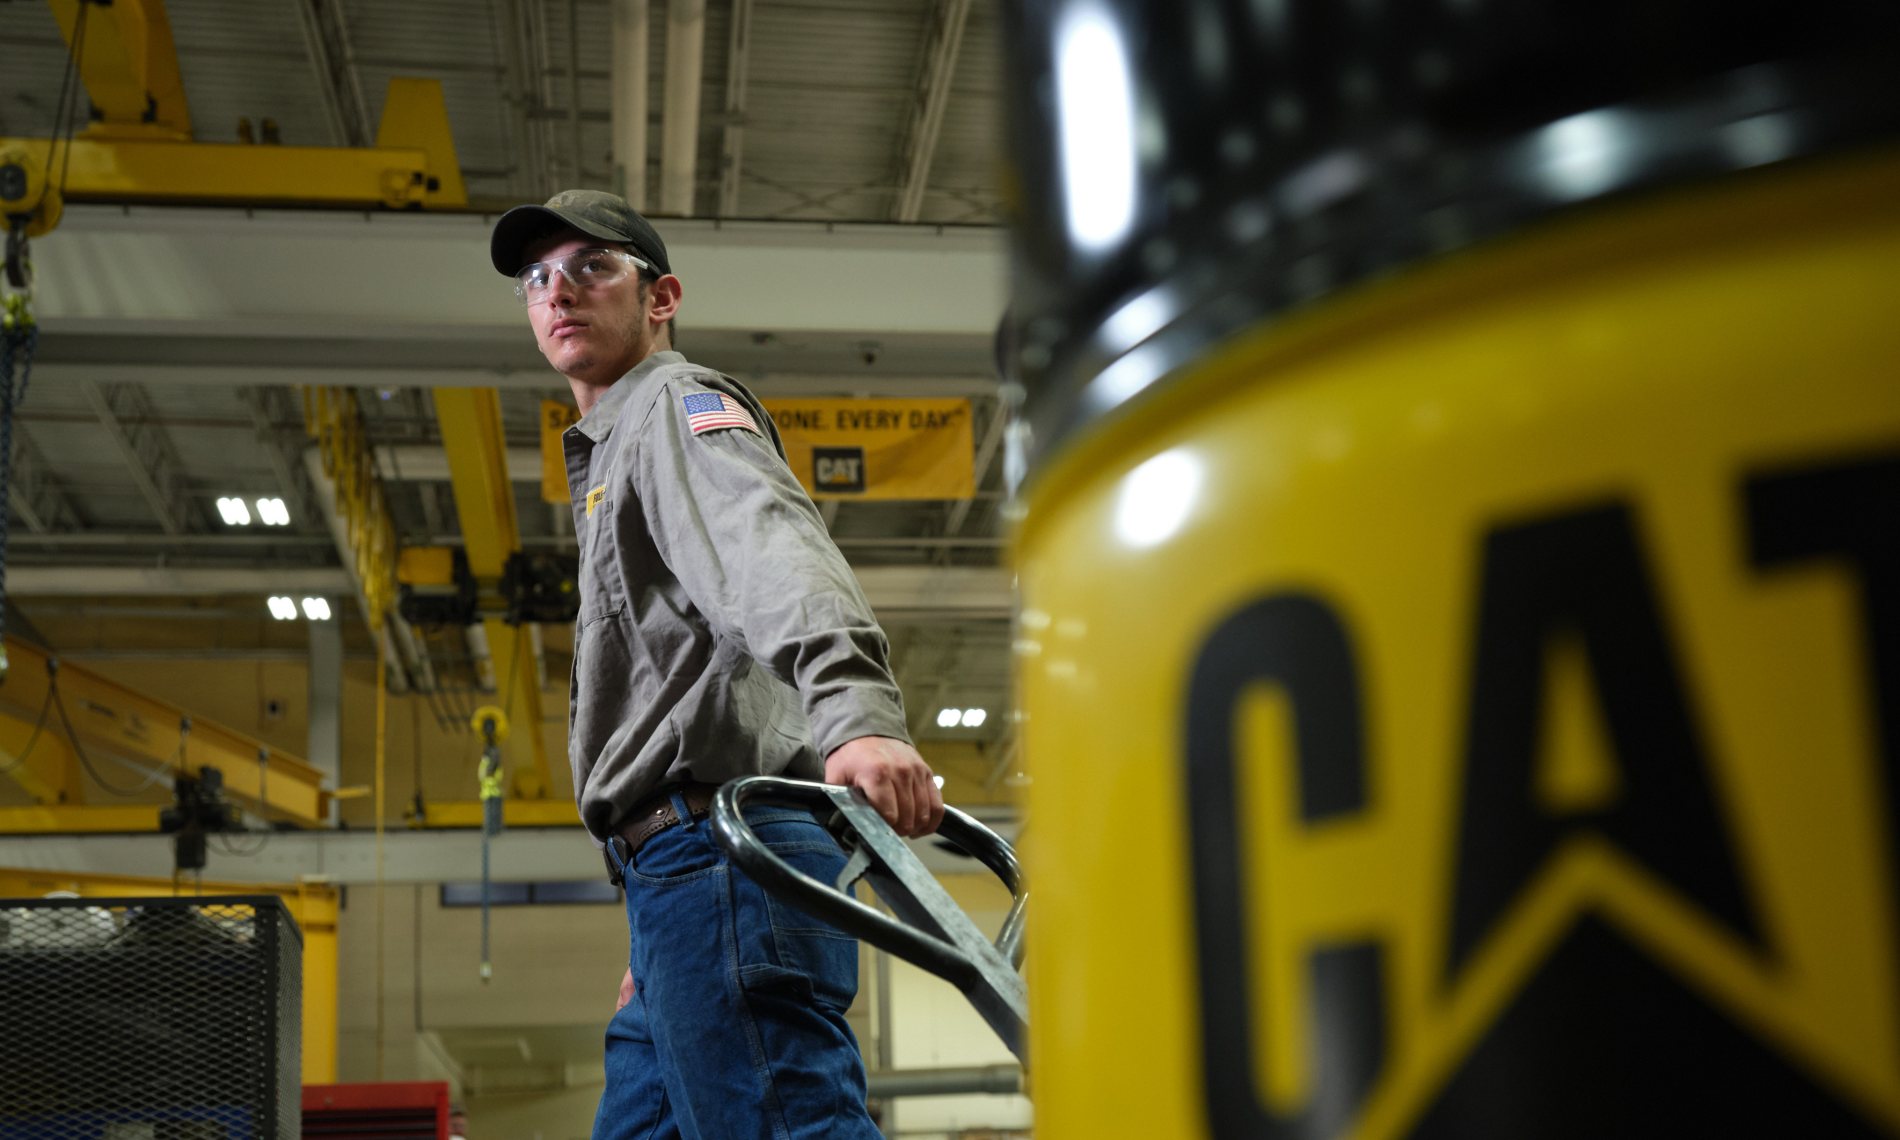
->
<box><xmin>438</xmin><ymin>880</ymin><xmax>622</xmax><ymax>907</ymax></box>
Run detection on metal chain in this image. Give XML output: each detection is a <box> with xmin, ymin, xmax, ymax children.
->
<box><xmin>0</xmin><ymin>312</ymin><xmax>37</xmax><ymax>655</ymax></box>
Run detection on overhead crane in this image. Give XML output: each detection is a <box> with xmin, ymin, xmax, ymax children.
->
<box><xmin>1</xmin><ymin>0</ymin><xmax>468</xmax><ymax>283</ymax></box>
<box><xmin>0</xmin><ymin>635</ymin><xmax>330</xmax><ymax>833</ymax></box>
<box><xmin>0</xmin><ymin>0</ymin><xmax>573</xmax><ymax>830</ymax></box>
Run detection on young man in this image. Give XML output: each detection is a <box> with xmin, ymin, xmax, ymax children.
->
<box><xmin>490</xmin><ymin>190</ymin><xmax>939</xmax><ymax>1139</ymax></box>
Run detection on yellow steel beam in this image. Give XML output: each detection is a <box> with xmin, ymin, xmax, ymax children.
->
<box><xmin>45</xmin><ymin>0</ymin><xmax>192</xmax><ymax>141</ymax></box>
<box><xmin>376</xmin><ymin>79</ymin><xmax>469</xmax><ymax>211</ymax></box>
<box><xmin>418</xmin><ymin>799</ymin><xmax>582</xmax><ymax>828</ymax></box>
<box><xmin>0</xmin><ymin>66</ymin><xmax>467</xmax><ymax>214</ymax></box>
<box><xmin>433</xmin><ymin>388</ymin><xmax>554</xmax><ymax>801</ymax></box>
<box><xmin>434</xmin><ymin>389</ymin><xmax>520</xmax><ymax>572</ymax></box>
<box><xmin>0</xmin><ymin>865</ymin><xmax>340</xmax><ymax>1083</ymax></box>
<box><xmin>0</xmin><ymin>136</ymin><xmax>444</xmax><ymax>210</ymax></box>
<box><xmin>0</xmin><ymin>636</ymin><xmax>327</xmax><ymax>826</ymax></box>
<box><xmin>0</xmin><ymin>805</ymin><xmax>161</xmax><ymax>832</ymax></box>
<box><xmin>0</xmin><ymin>705</ymin><xmax>84</xmax><ymax>806</ymax></box>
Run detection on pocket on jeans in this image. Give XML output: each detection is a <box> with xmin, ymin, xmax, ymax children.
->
<box><xmin>749</xmin><ymin>818</ymin><xmax>859</xmax><ymax>1010</ymax></box>
<box><xmin>628</xmin><ymin>825</ymin><xmax>723</xmax><ymax>883</ymax></box>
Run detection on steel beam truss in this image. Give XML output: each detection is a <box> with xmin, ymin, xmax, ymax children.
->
<box><xmin>79</xmin><ymin>380</ymin><xmax>204</xmax><ymax>535</ymax></box>
<box><xmin>240</xmin><ymin>386</ymin><xmax>323</xmax><ymax>536</ymax></box>
<box><xmin>891</xmin><ymin>0</ymin><xmax>973</xmax><ymax>223</ymax></box>
<box><xmin>7</xmin><ymin>426</ymin><xmax>82</xmax><ymax>534</ymax></box>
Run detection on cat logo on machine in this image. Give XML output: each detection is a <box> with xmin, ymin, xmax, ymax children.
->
<box><xmin>813</xmin><ymin>446</ymin><xmax>866</xmax><ymax>494</ymax></box>
<box><xmin>1186</xmin><ymin>448</ymin><xmax>1900</xmax><ymax>1138</ymax></box>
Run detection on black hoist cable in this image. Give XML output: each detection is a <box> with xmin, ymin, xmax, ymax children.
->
<box><xmin>0</xmin><ymin>292</ymin><xmax>37</xmax><ymax>682</ymax></box>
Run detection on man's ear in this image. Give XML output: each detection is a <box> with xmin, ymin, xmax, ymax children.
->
<box><xmin>646</xmin><ymin>274</ymin><xmax>683</xmax><ymax>326</ymax></box>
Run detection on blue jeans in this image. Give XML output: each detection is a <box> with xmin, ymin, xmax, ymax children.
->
<box><xmin>594</xmin><ymin>796</ymin><xmax>882</xmax><ymax>1140</ymax></box>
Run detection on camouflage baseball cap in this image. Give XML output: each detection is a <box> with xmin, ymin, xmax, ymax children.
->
<box><xmin>490</xmin><ymin>189</ymin><xmax>672</xmax><ymax>277</ymax></box>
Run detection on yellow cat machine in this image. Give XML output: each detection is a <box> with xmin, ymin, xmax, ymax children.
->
<box><xmin>996</xmin><ymin>0</ymin><xmax>1900</xmax><ymax>1136</ymax></box>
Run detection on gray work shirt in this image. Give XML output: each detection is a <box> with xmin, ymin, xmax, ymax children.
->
<box><xmin>562</xmin><ymin>350</ymin><xmax>911</xmax><ymax>843</ymax></box>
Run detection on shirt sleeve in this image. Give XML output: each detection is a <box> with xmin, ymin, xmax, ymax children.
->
<box><xmin>626</xmin><ymin>374</ymin><xmax>913</xmax><ymax>755</ymax></box>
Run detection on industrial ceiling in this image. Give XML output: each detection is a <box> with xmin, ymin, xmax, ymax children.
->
<box><xmin>0</xmin><ymin>0</ymin><xmax>1016</xmax><ymax>752</ymax></box>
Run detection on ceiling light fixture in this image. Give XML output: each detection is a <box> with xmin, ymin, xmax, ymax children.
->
<box><xmin>301</xmin><ymin>597</ymin><xmax>332</xmax><ymax>621</ymax></box>
<box><xmin>255</xmin><ymin>497</ymin><xmax>290</xmax><ymax>526</ymax></box>
<box><xmin>216</xmin><ymin>497</ymin><xmax>252</xmax><ymax>526</ymax></box>
<box><xmin>267</xmin><ymin>596</ymin><xmax>298</xmax><ymax>621</ymax></box>
<box><xmin>1057</xmin><ymin>4</ymin><xmax>1137</xmax><ymax>253</ymax></box>
<box><xmin>960</xmin><ymin>708</ymin><xmax>988</xmax><ymax>727</ymax></box>
<box><xmin>936</xmin><ymin>708</ymin><xmax>961</xmax><ymax>728</ymax></box>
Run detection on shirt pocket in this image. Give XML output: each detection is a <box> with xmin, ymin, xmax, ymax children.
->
<box><xmin>578</xmin><ymin>498</ymin><xmax>629</xmax><ymax>623</ymax></box>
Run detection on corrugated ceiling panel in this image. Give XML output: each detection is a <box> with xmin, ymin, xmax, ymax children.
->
<box><xmin>346</xmin><ymin>0</ymin><xmax>516</xmax><ymax>187</ymax></box>
<box><xmin>2</xmin><ymin>0</ymin><xmax>1003</xmax><ymax>221</ymax></box>
<box><xmin>165</xmin><ymin>0</ymin><xmax>335</xmax><ymax>147</ymax></box>
<box><xmin>0</xmin><ymin>2</ymin><xmax>80</xmax><ymax>139</ymax></box>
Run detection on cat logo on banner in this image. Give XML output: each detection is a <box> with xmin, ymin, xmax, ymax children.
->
<box><xmin>540</xmin><ymin>400</ymin><xmax>581</xmax><ymax>503</ymax></box>
<box><xmin>763</xmin><ymin>398</ymin><xmax>973</xmax><ymax>500</ymax></box>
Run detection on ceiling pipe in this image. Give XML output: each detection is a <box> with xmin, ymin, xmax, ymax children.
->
<box><xmin>866</xmin><ymin>1064</ymin><xmax>1022</xmax><ymax>1099</ymax></box>
<box><xmin>611</xmin><ymin>0</ymin><xmax>651</xmax><ymax>207</ymax></box>
<box><xmin>658</xmin><ymin>0</ymin><xmax>707</xmax><ymax>216</ymax></box>
<box><xmin>716</xmin><ymin>0</ymin><xmax>754</xmax><ymax>217</ymax></box>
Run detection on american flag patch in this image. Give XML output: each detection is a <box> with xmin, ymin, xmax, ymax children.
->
<box><xmin>681</xmin><ymin>391</ymin><xmax>762</xmax><ymax>437</ymax></box>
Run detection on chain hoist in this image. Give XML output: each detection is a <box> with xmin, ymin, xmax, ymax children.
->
<box><xmin>472</xmin><ymin>705</ymin><xmax>511</xmax><ymax>983</ymax></box>
<box><xmin>0</xmin><ymin>141</ymin><xmax>60</xmax><ymax>685</ymax></box>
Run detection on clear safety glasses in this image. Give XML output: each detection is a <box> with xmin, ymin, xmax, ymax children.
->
<box><xmin>513</xmin><ymin>248</ymin><xmax>651</xmax><ymax>305</ymax></box>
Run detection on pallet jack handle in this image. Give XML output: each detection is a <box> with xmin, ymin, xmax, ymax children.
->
<box><xmin>712</xmin><ymin>776</ymin><xmax>1029</xmax><ymax>1062</ymax></box>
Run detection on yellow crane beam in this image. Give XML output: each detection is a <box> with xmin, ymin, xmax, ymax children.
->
<box><xmin>433</xmin><ymin>388</ymin><xmax>555</xmax><ymax>801</ymax></box>
<box><xmin>44</xmin><ymin>0</ymin><xmax>191</xmax><ymax>141</ymax></box>
<box><xmin>0</xmin><ymin>635</ymin><xmax>328</xmax><ymax>829</ymax></box>
<box><xmin>4</xmin><ymin>2</ymin><xmax>465</xmax><ymax>214</ymax></box>
<box><xmin>0</xmin><ymin>136</ymin><xmax>444</xmax><ymax>210</ymax></box>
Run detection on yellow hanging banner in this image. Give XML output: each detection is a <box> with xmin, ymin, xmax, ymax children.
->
<box><xmin>540</xmin><ymin>399</ymin><xmax>581</xmax><ymax>502</ymax></box>
<box><xmin>762</xmin><ymin>398</ymin><xmax>975</xmax><ymax>500</ymax></box>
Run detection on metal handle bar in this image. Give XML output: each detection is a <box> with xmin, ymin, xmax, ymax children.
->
<box><xmin>711</xmin><ymin>776</ymin><xmax>1029</xmax><ymax>1061</ymax></box>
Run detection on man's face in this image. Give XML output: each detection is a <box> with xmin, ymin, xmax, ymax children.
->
<box><xmin>520</xmin><ymin>229</ymin><xmax>652</xmax><ymax>379</ymax></box>
<box><xmin>448</xmin><ymin>1112</ymin><xmax>468</xmax><ymax>1139</ymax></box>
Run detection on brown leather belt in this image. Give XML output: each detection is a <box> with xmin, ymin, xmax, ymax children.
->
<box><xmin>603</xmin><ymin>781</ymin><xmax>720</xmax><ymax>885</ymax></box>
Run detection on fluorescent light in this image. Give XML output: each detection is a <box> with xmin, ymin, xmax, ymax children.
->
<box><xmin>959</xmin><ymin>708</ymin><xmax>988</xmax><ymax>728</ymax></box>
<box><xmin>256</xmin><ymin>497</ymin><xmax>290</xmax><ymax>526</ymax></box>
<box><xmin>932</xmin><ymin>775</ymin><xmax>945</xmax><ymax>789</ymax></box>
<box><xmin>301</xmin><ymin>597</ymin><xmax>332</xmax><ymax>621</ymax></box>
<box><xmin>936</xmin><ymin>708</ymin><xmax>961</xmax><ymax>728</ymax></box>
<box><xmin>216</xmin><ymin>497</ymin><xmax>251</xmax><ymax>526</ymax></box>
<box><xmin>1535</xmin><ymin>110</ymin><xmax>1629</xmax><ymax>201</ymax></box>
<box><xmin>1115</xmin><ymin>449</ymin><xmax>1202</xmax><ymax>547</ymax></box>
<box><xmin>267</xmin><ymin>596</ymin><xmax>298</xmax><ymax>621</ymax></box>
<box><xmin>1057</xmin><ymin>4</ymin><xmax>1137</xmax><ymax>253</ymax></box>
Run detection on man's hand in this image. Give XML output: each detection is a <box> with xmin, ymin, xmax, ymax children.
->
<box><xmin>826</xmin><ymin>735</ymin><xmax>943</xmax><ymax>837</ymax></box>
<box><xmin>617</xmin><ymin>968</ymin><xmax>635</xmax><ymax>1011</ymax></box>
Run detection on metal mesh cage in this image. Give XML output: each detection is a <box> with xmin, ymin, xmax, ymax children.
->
<box><xmin>0</xmin><ymin>895</ymin><xmax>302</xmax><ymax>1140</ymax></box>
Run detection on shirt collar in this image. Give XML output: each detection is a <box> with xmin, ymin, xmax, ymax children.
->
<box><xmin>574</xmin><ymin>350</ymin><xmax>685</xmax><ymax>443</ymax></box>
